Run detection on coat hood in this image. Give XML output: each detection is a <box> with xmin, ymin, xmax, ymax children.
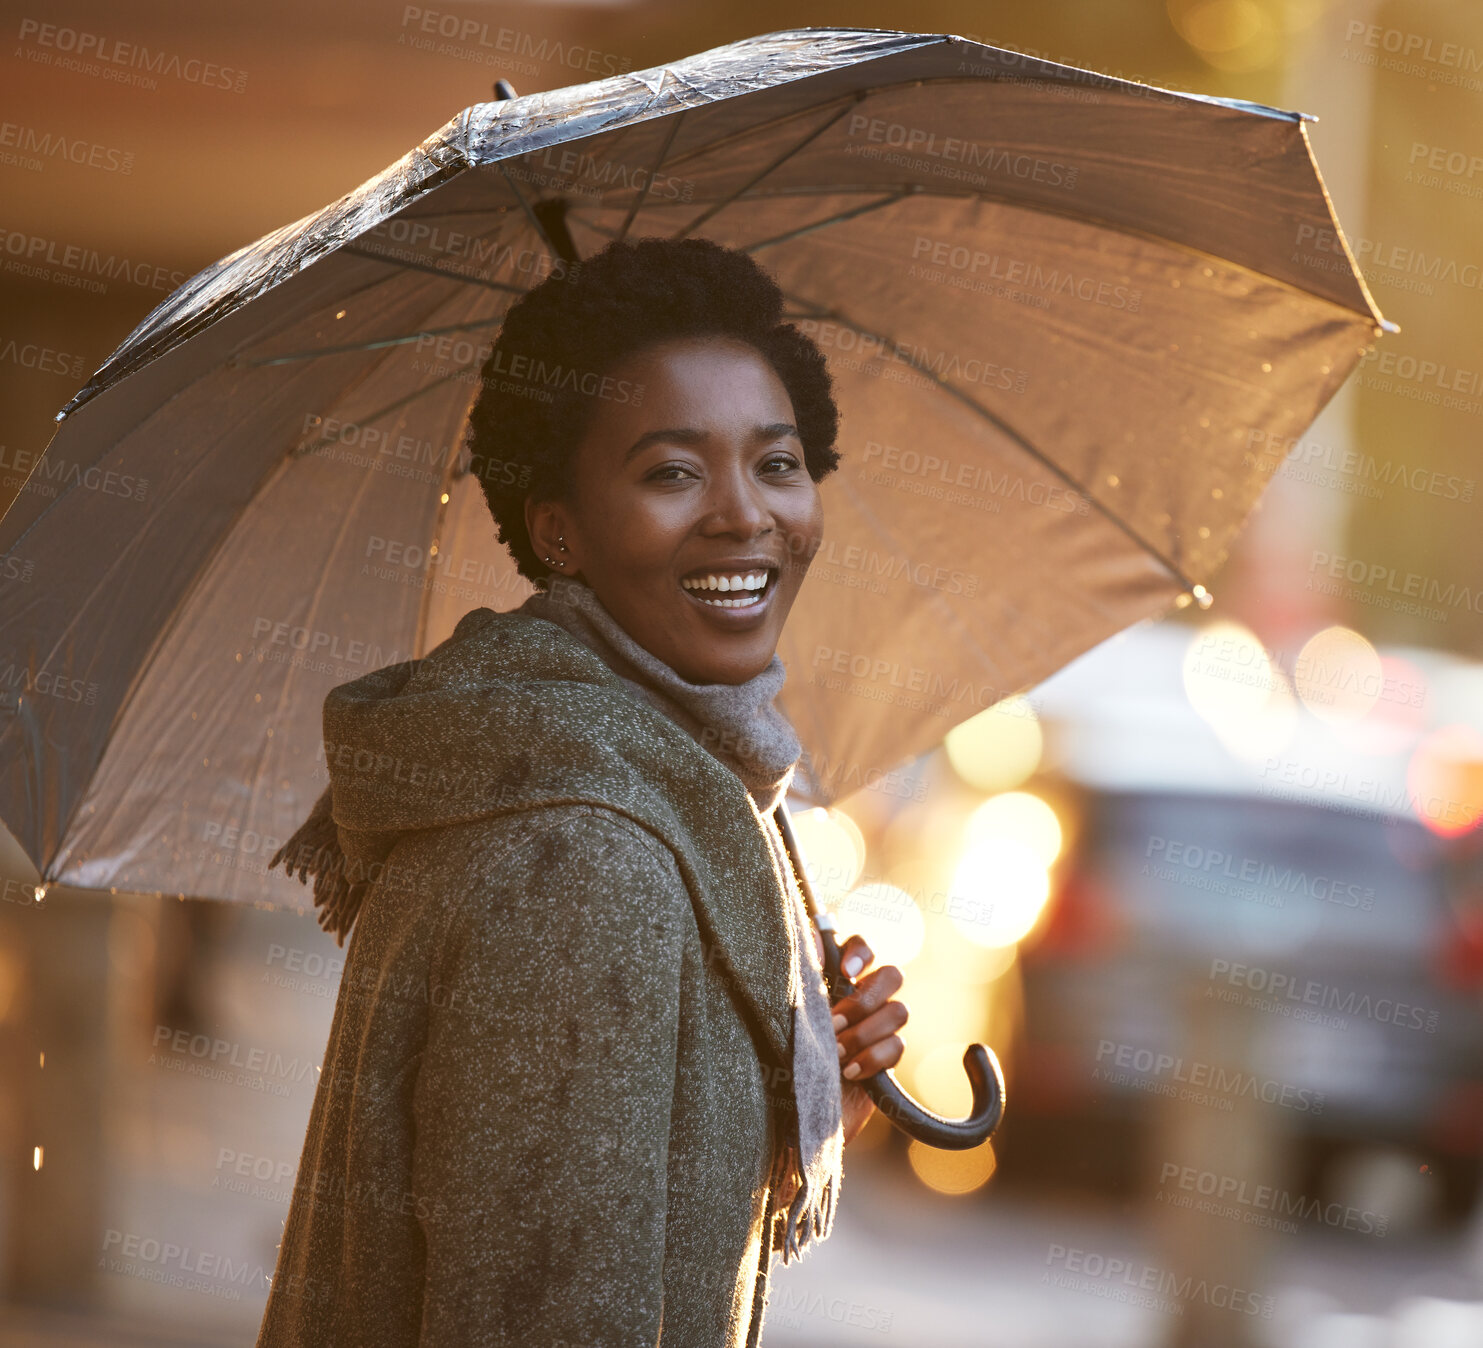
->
<box><xmin>270</xmin><ymin>603</ymin><xmax>799</xmax><ymax>1068</ymax></box>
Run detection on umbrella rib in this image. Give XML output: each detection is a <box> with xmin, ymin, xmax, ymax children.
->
<box><xmin>36</xmin><ymin>357</ymin><xmax>482</xmax><ymax>880</ymax></box>
<box><xmin>617</xmin><ymin>110</ymin><xmax>687</xmax><ymax>244</ymax></box>
<box><xmin>740</xmin><ymin>190</ymin><xmax>915</xmax><ymax>254</ymax></box>
<box><xmin>671</xmin><ymin>95</ymin><xmax>865</xmax><ymax>241</ymax></box>
<box><xmin>289</xmin><ymin>362</ymin><xmax>482</xmax><ymax>460</ymax></box>
<box><xmin>778</xmin><ymin>290</ymin><xmax>1205</xmax><ymax>596</ymax></box>
<box><xmin>498</xmin><ymin>164</ymin><xmax>578</xmax><ymax>265</ymax></box>
<box><xmin>339</xmin><ymin>244</ymin><xmax>531</xmax><ymax>296</ymax></box>
<box><xmin>239</xmin><ymin>316</ymin><xmax>507</xmax><ymax>368</ymax></box>
<box><xmin>577</xmin><ymin>180</ymin><xmax>1379</xmax><ymax>328</ymax></box>
<box><xmin>657</xmin><ymin>84</ymin><xmax>879</xmax><ymax>173</ymax></box>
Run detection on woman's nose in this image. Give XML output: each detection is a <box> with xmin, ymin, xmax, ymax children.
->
<box><xmin>699</xmin><ymin>467</ymin><xmax>772</xmax><ymax>536</ymax></box>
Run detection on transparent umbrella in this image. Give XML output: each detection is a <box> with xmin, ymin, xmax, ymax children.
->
<box><xmin>0</xmin><ymin>26</ymin><xmax>1391</xmax><ymax>1144</ymax></box>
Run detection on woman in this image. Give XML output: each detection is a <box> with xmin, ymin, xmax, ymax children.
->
<box><xmin>256</xmin><ymin>236</ymin><xmax>909</xmax><ymax>1347</ymax></box>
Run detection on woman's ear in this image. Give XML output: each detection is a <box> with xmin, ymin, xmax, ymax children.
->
<box><xmin>525</xmin><ymin>496</ymin><xmax>575</xmax><ymax>574</ymax></box>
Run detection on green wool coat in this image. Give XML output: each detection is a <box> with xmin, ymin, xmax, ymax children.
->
<box><xmin>255</xmin><ymin>604</ymin><xmax>821</xmax><ymax>1347</ymax></box>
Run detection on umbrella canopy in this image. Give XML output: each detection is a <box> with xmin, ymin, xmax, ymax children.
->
<box><xmin>0</xmin><ymin>26</ymin><xmax>1390</xmax><ymax>907</ymax></box>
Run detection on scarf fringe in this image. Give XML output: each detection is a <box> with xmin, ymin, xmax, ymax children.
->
<box><xmin>267</xmin><ymin>786</ymin><xmax>364</xmax><ymax>948</ymax></box>
<box><xmin>770</xmin><ymin>1140</ymin><xmax>841</xmax><ymax>1267</ymax></box>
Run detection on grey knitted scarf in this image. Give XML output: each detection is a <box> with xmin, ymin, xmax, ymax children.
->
<box><xmin>520</xmin><ymin>576</ymin><xmax>844</xmax><ymax>1265</ymax></box>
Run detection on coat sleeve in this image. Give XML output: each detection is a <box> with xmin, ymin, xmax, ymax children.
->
<box><xmin>409</xmin><ymin>807</ymin><xmax>690</xmax><ymax>1346</ymax></box>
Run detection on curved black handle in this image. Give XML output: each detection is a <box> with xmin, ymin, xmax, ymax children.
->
<box><xmin>772</xmin><ymin>803</ymin><xmax>1006</xmax><ymax>1151</ymax></box>
<box><xmin>819</xmin><ymin>919</ymin><xmax>1005</xmax><ymax>1150</ymax></box>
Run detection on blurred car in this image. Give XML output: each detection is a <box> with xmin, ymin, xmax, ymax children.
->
<box><xmin>1003</xmin><ymin>621</ymin><xmax>1483</xmax><ymax>1220</ymax></box>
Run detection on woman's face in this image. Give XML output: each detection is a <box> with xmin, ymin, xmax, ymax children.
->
<box><xmin>525</xmin><ymin>334</ymin><xmax>825</xmax><ymax>685</ymax></box>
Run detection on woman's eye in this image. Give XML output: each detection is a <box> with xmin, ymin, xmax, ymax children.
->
<box><xmin>762</xmin><ymin>454</ymin><xmax>801</xmax><ymax>474</ymax></box>
<box><xmin>647</xmin><ymin>464</ymin><xmax>694</xmax><ymax>482</ymax></box>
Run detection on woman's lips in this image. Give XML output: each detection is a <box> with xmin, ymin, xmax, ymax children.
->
<box><xmin>679</xmin><ymin>567</ymin><xmax>777</xmax><ymax>612</ymax></box>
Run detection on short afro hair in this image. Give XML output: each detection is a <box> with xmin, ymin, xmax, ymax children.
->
<box><xmin>462</xmin><ymin>234</ymin><xmax>842</xmax><ymax>585</ymax></box>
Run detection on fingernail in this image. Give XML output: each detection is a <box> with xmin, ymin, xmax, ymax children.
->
<box><xmin>837</xmin><ymin>1042</ymin><xmax>846</xmax><ymax>1059</ymax></box>
<box><xmin>843</xmin><ymin>954</ymin><xmax>863</xmax><ymax>977</ymax></box>
<box><xmin>843</xmin><ymin>1062</ymin><xmax>861</xmax><ymax>1079</ymax></box>
<box><xmin>832</xmin><ymin>1013</ymin><xmax>847</xmax><ymax>1032</ymax></box>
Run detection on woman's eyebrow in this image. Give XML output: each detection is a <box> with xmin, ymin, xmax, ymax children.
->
<box><xmin>621</xmin><ymin>422</ymin><xmax>800</xmax><ymax>464</ymax></box>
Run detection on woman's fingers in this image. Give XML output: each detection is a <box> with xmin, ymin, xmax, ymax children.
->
<box><xmin>836</xmin><ymin>933</ymin><xmax>873</xmax><ymax>981</ymax></box>
<box><xmin>835</xmin><ymin>997</ymin><xmax>909</xmax><ymax>1067</ymax></box>
<box><xmin>841</xmin><ymin>1028</ymin><xmax>907</xmax><ymax>1081</ymax></box>
<box><xmin>830</xmin><ymin>961</ymin><xmax>904</xmax><ymax>1029</ymax></box>
<box><xmin>823</xmin><ymin>933</ymin><xmax>909</xmax><ymax>1081</ymax></box>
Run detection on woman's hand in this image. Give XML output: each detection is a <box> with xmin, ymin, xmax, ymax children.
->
<box><xmin>811</xmin><ymin>929</ymin><xmax>908</xmax><ymax>1146</ymax></box>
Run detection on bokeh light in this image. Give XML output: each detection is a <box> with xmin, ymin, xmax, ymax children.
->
<box><xmin>964</xmin><ymin>791</ymin><xmax>1063</xmax><ymax>868</ymax></box>
<box><xmin>943</xmin><ymin>695</ymin><xmax>1043</xmax><ymax>793</ymax></box>
<box><xmin>1407</xmin><ymin>724</ymin><xmax>1483</xmax><ymax>838</ymax></box>
<box><xmin>1182</xmin><ymin>620</ymin><xmax>1298</xmax><ymax>759</ymax></box>
<box><xmin>948</xmin><ymin>836</ymin><xmax>1052</xmax><ymax>949</ymax></box>
<box><xmin>1294</xmin><ymin>625</ymin><xmax>1383</xmax><ymax>725</ymax></box>
<box><xmin>908</xmin><ymin>1138</ymin><xmax>998</xmax><ymax>1195</ymax></box>
<box><xmin>833</xmin><ymin>881</ymin><xmax>926</xmax><ymax>968</ymax></box>
<box><xmin>789</xmin><ymin>806</ymin><xmax>866</xmax><ymax>907</ymax></box>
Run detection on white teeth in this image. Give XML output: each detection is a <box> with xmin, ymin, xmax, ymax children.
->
<box><xmin>681</xmin><ymin>568</ymin><xmax>772</xmax><ymax>606</ymax></box>
<box><xmin>682</xmin><ymin>570</ymin><xmax>768</xmax><ymax>592</ymax></box>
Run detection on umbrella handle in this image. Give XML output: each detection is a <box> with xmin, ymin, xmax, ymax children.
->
<box><xmin>816</xmin><ymin>915</ymin><xmax>1005</xmax><ymax>1150</ymax></box>
<box><xmin>771</xmin><ymin>803</ymin><xmax>1006</xmax><ymax>1151</ymax></box>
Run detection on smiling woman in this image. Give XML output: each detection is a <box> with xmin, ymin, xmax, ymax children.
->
<box><xmin>259</xmin><ymin>236</ymin><xmax>910</xmax><ymax>1348</ymax></box>
<box><xmin>468</xmin><ymin>235</ymin><xmax>842</xmax><ymax>684</ymax></box>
